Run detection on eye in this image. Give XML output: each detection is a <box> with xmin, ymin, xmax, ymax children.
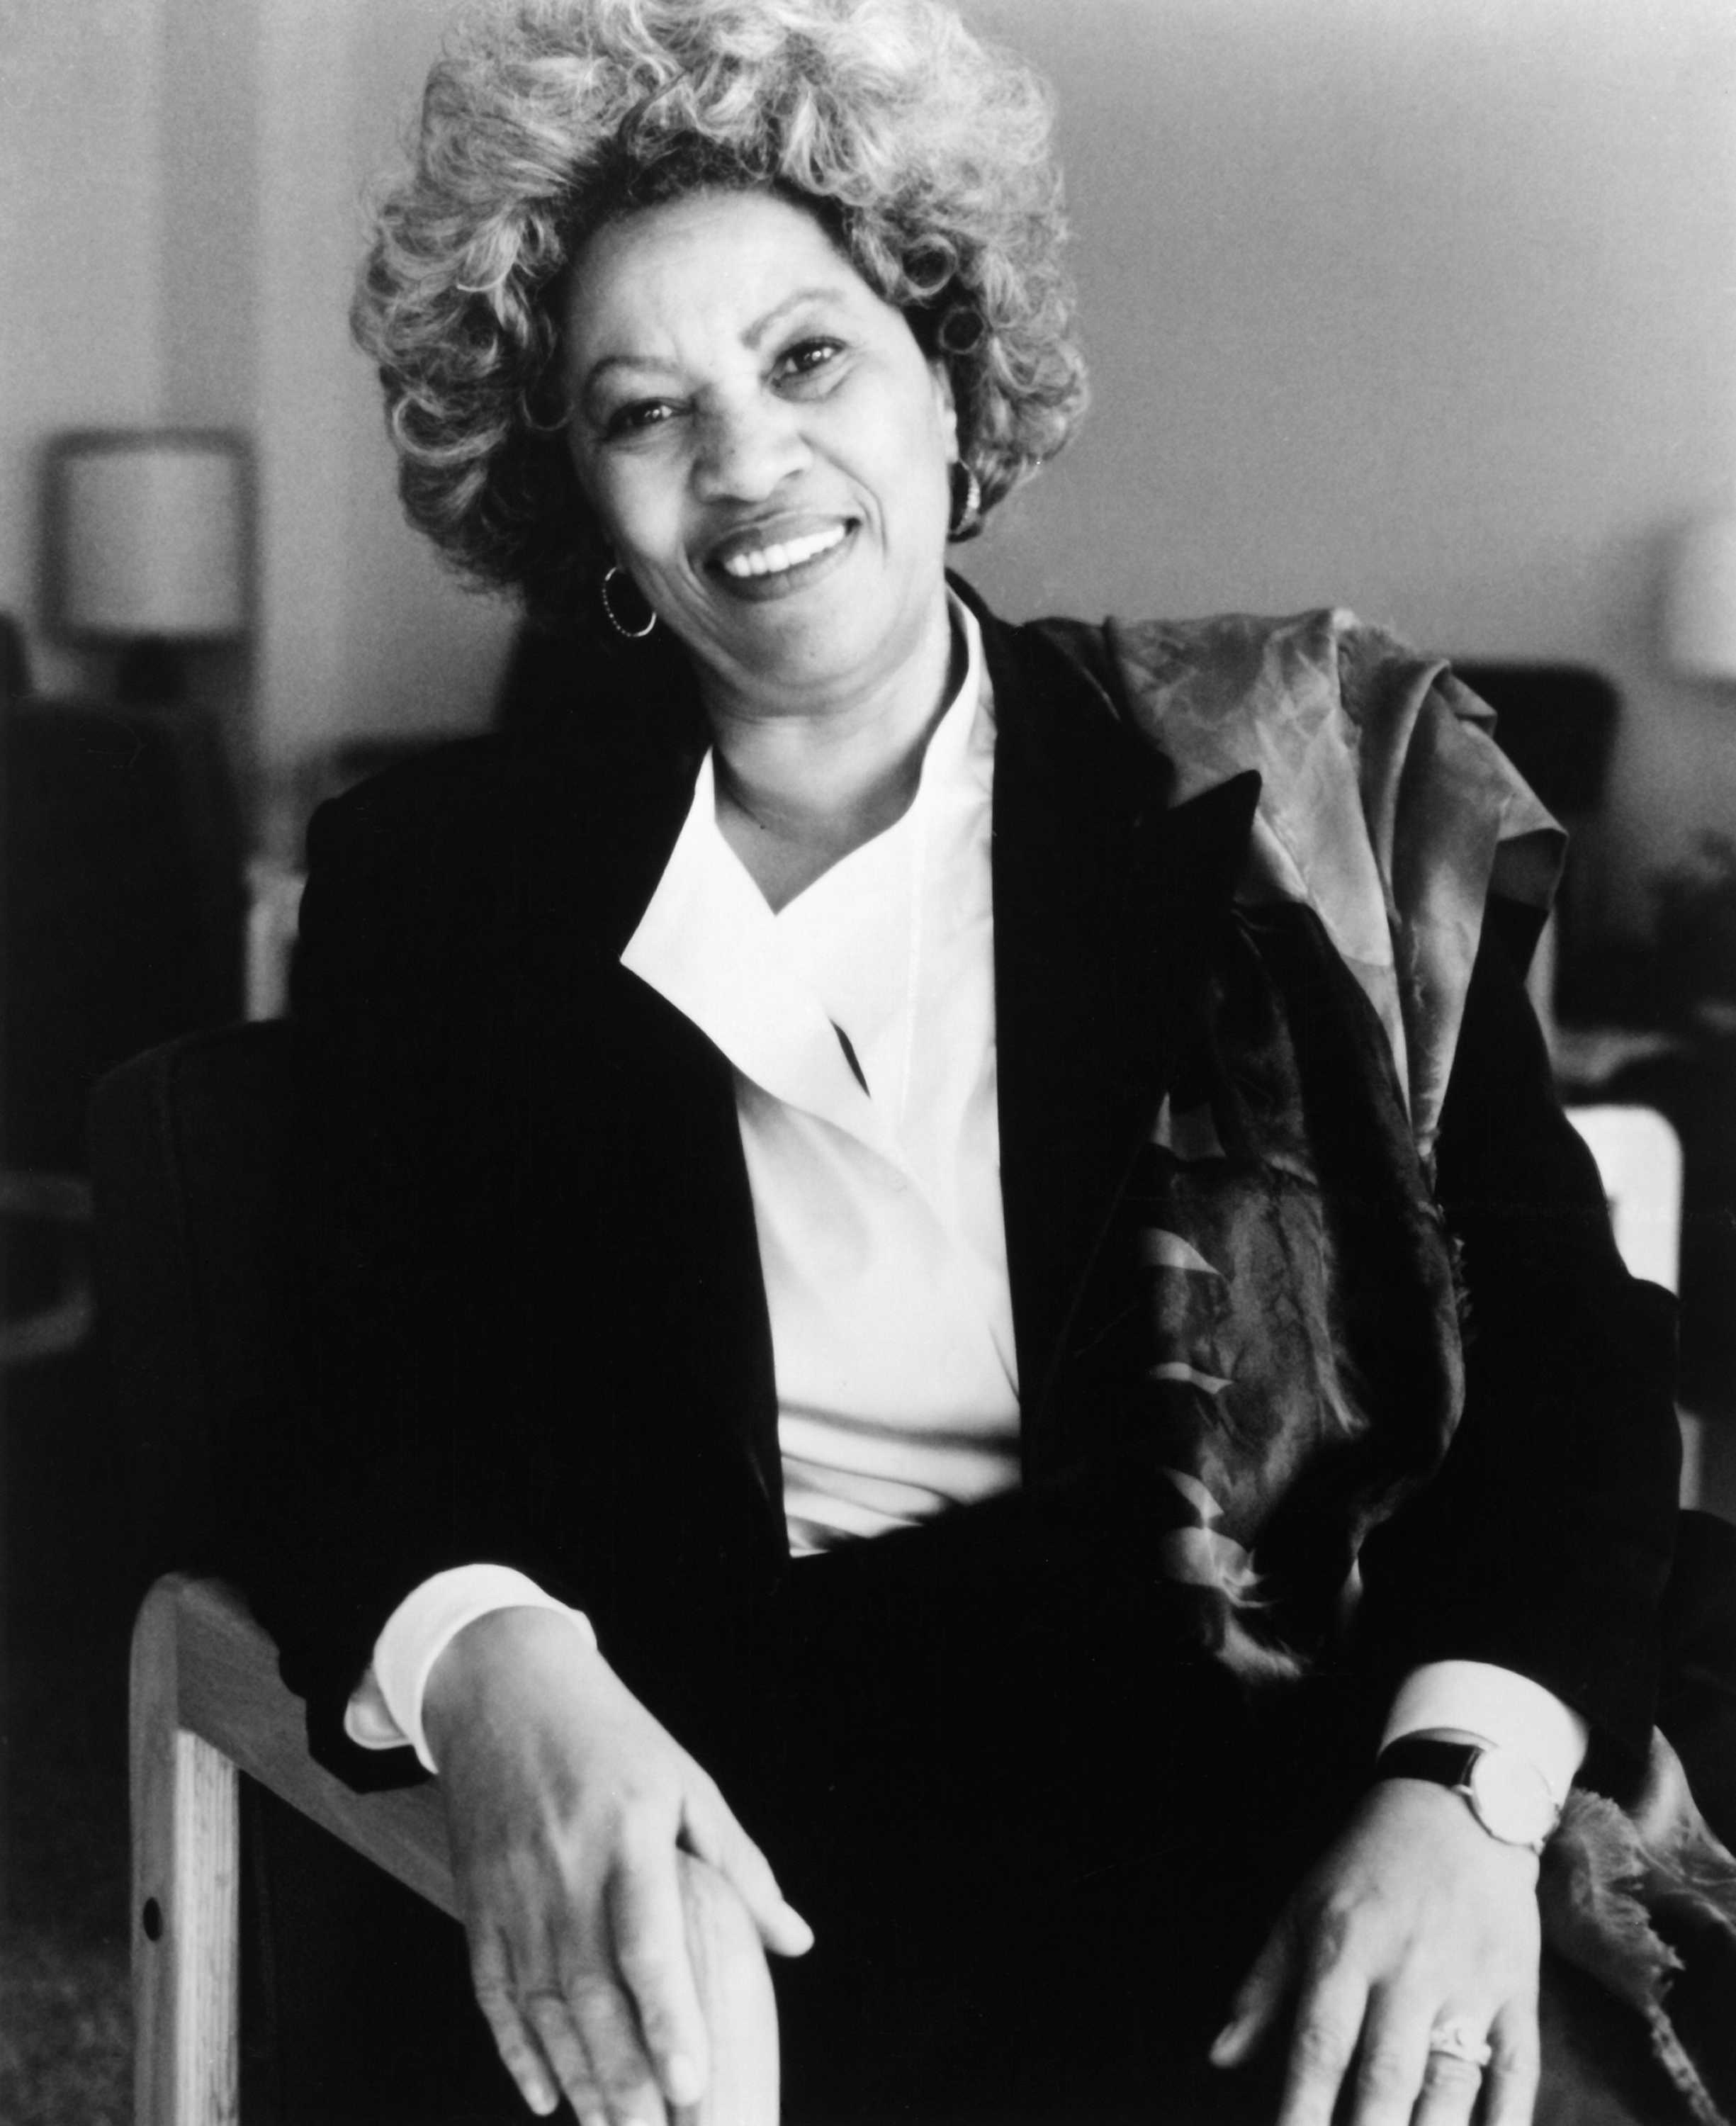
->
<box><xmin>775</xmin><ymin>337</ymin><xmax>845</xmax><ymax>386</ymax></box>
<box><xmin>599</xmin><ymin>398</ymin><xmax>681</xmax><ymax>442</ymax></box>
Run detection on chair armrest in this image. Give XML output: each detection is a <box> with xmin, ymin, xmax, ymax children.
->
<box><xmin>134</xmin><ymin>1573</ymin><xmax>456</xmax><ymax>1915</ymax></box>
<box><xmin>130</xmin><ymin>1574</ymin><xmax>780</xmax><ymax>2122</ymax></box>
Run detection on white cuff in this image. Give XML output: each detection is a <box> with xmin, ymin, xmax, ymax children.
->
<box><xmin>342</xmin><ymin>1565</ymin><xmax>595</xmax><ymax>1774</ymax></box>
<box><xmin>1381</xmin><ymin>1660</ymin><xmax>1589</xmax><ymax>1806</ymax></box>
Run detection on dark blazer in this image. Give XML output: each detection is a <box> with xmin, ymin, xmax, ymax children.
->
<box><xmin>244</xmin><ymin>590</ymin><xmax>1680</xmax><ymax>1793</ymax></box>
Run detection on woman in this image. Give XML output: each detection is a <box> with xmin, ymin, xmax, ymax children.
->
<box><xmin>249</xmin><ymin>2</ymin><xmax>1718</xmax><ymax>2122</ymax></box>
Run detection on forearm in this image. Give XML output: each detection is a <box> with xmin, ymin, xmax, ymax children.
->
<box><xmin>1360</xmin><ymin>921</ymin><xmax>1680</xmax><ymax>1770</ymax></box>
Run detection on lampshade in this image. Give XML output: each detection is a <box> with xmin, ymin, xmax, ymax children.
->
<box><xmin>52</xmin><ymin>431</ymin><xmax>249</xmax><ymax>641</ymax></box>
<box><xmin>1665</xmin><ymin>508</ymin><xmax>1736</xmax><ymax>682</ymax></box>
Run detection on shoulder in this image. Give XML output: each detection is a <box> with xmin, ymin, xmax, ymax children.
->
<box><xmin>1025</xmin><ymin>599</ymin><xmax>1554</xmax><ymax>894</ymax></box>
<box><xmin>300</xmin><ymin>733</ymin><xmax>551</xmax><ymax>952</ymax></box>
<box><xmin>292</xmin><ymin>736</ymin><xmax>539</xmax><ymax>1008</ymax></box>
<box><xmin>303</xmin><ymin>733</ymin><xmax>519</xmax><ymax>872</ymax></box>
<box><xmin>1028</xmin><ymin>604</ymin><xmax>1472</xmax><ymax>764</ymax></box>
<box><xmin>1025</xmin><ymin>603</ymin><xmax>1562</xmax><ymax>1152</ymax></box>
<box><xmin>301</xmin><ymin>632</ymin><xmax>707</xmax><ymax>890</ymax></box>
<box><xmin>293</xmin><ymin>693</ymin><xmax>706</xmax><ymax>1010</ymax></box>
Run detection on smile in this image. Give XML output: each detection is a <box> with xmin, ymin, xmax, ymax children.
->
<box><xmin>709</xmin><ymin>517</ymin><xmax>858</xmax><ymax>604</ymax></box>
<box><xmin>718</xmin><ymin>522</ymin><xmax>850</xmax><ymax>580</ymax></box>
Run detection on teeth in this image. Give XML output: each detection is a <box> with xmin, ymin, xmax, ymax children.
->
<box><xmin>721</xmin><ymin>524</ymin><xmax>847</xmax><ymax>580</ymax></box>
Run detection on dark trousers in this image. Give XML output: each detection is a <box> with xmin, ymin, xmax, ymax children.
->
<box><xmin>240</xmin><ymin>1470</ymin><xmax>1392</xmax><ymax>2125</ymax></box>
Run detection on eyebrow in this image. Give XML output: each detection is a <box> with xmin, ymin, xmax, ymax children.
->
<box><xmin>743</xmin><ymin>285</ymin><xmax>851</xmax><ymax>349</ymax></box>
<box><xmin>580</xmin><ymin>285</ymin><xmax>853</xmax><ymax>396</ymax></box>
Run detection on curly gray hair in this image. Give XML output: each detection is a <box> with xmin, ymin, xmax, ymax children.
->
<box><xmin>353</xmin><ymin>0</ymin><xmax>1088</xmax><ymax>627</ymax></box>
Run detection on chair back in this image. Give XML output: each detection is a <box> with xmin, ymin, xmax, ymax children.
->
<box><xmin>1564</xmin><ymin>1103</ymin><xmax>1684</xmax><ymax>1297</ymax></box>
<box><xmin>91</xmin><ymin>1022</ymin><xmax>298</xmax><ymax>1582</ymax></box>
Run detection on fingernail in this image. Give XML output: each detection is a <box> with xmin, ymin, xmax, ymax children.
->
<box><xmin>665</xmin><ymin>2053</ymin><xmax>703</xmax><ymax>2105</ymax></box>
<box><xmin>1208</xmin><ymin>2023</ymin><xmax>1238</xmax><ymax>2065</ymax></box>
<box><xmin>782</xmin><ymin>1901</ymin><xmax>815</xmax><ymax>1947</ymax></box>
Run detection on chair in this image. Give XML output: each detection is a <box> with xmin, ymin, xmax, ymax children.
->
<box><xmin>1</xmin><ymin>1170</ymin><xmax>94</xmax><ymax>1368</ymax></box>
<box><xmin>1563</xmin><ymin>1103</ymin><xmax>1684</xmax><ymax>1298</ymax></box>
<box><xmin>94</xmin><ymin>1028</ymin><xmax>778</xmax><ymax>2126</ymax></box>
<box><xmin>1562</xmin><ymin>1101</ymin><xmax>1706</xmax><ymax>1509</ymax></box>
<box><xmin>94</xmin><ymin>1039</ymin><xmax>1714</xmax><ymax>2126</ymax></box>
<box><xmin>3</xmin><ymin>659</ymin><xmax>243</xmax><ymax>1383</ymax></box>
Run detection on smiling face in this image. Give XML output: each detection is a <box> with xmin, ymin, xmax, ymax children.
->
<box><xmin>560</xmin><ymin>188</ymin><xmax>959</xmax><ymax>721</ymax></box>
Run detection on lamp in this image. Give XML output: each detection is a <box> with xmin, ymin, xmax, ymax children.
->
<box><xmin>1665</xmin><ymin>507</ymin><xmax>1736</xmax><ymax>684</ymax></box>
<box><xmin>50</xmin><ymin>430</ymin><xmax>249</xmax><ymax>703</ymax></box>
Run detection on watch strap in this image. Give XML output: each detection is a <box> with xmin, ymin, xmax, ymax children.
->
<box><xmin>1374</xmin><ymin>1735</ymin><xmax>1482</xmax><ymax>1792</ymax></box>
<box><xmin>1374</xmin><ymin>1733</ymin><xmax>1557</xmax><ymax>1850</ymax></box>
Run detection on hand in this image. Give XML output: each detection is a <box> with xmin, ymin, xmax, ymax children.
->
<box><xmin>1210</xmin><ymin>1777</ymin><xmax>1542</xmax><ymax>2126</ymax></box>
<box><xmin>424</xmin><ymin>1607</ymin><xmax>813</xmax><ymax>2125</ymax></box>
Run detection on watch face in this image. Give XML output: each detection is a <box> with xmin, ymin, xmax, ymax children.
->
<box><xmin>1467</xmin><ymin>1749</ymin><xmax>1558</xmax><ymax>1847</ymax></box>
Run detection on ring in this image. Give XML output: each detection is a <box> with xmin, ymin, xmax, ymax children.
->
<box><xmin>1427</xmin><ymin>2018</ymin><xmax>1493</xmax><ymax>2070</ymax></box>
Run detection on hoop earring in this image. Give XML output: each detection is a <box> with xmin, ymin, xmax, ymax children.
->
<box><xmin>947</xmin><ymin>461</ymin><xmax>983</xmax><ymax>541</ymax></box>
<box><xmin>599</xmin><ymin>563</ymin><xmax>657</xmax><ymax>640</ymax></box>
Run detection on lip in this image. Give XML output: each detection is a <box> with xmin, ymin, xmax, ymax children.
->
<box><xmin>705</xmin><ymin>513</ymin><xmax>859</xmax><ymax>602</ymax></box>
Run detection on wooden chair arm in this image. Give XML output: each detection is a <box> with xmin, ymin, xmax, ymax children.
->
<box><xmin>130</xmin><ymin>1573</ymin><xmax>779</xmax><ymax>2125</ymax></box>
<box><xmin>133</xmin><ymin>1573</ymin><xmax>455</xmax><ymax>1914</ymax></box>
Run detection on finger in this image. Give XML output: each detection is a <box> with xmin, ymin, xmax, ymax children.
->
<box><xmin>469</xmin><ymin>1928</ymin><xmax>561</xmax><ymax>2118</ymax></box>
<box><xmin>1275</xmin><ymin>1972</ymin><xmax>1369</xmax><ymax>2126</ymax></box>
<box><xmin>1411</xmin><ymin>2037</ymin><xmax>1490</xmax><ymax>2126</ymax></box>
<box><xmin>1343</xmin><ymin>1984</ymin><xmax>1436</xmax><ymax>2126</ymax></box>
<box><xmin>563</xmin><ymin>1959</ymin><xmax>670</xmax><ymax>2126</ymax></box>
<box><xmin>1210</xmin><ymin>1918</ymin><xmax>1295</xmax><ymax>2069</ymax></box>
<box><xmin>1483</xmin><ymin>1995</ymin><xmax>1541</xmax><ymax>2126</ymax></box>
<box><xmin>681</xmin><ymin>1779</ymin><xmax>813</xmax><ymax>1956</ymax></box>
<box><xmin>523</xmin><ymin>1986</ymin><xmax>609</xmax><ymax>2126</ymax></box>
<box><xmin>609</xmin><ymin>1847</ymin><xmax>710</xmax><ymax>2110</ymax></box>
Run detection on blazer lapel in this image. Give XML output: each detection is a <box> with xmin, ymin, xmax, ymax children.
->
<box><xmin>979</xmin><ymin>603</ymin><xmax>1260</xmax><ymax>1463</ymax></box>
<box><xmin>509</xmin><ymin>695</ymin><xmax>787</xmax><ymax>1555</ymax></box>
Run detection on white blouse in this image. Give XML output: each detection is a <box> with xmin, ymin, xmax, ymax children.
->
<box><xmin>619</xmin><ymin>599</ymin><xmax>1018</xmax><ymax>1553</ymax></box>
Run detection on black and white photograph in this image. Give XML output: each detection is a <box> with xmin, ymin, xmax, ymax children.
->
<box><xmin>4</xmin><ymin>3</ymin><xmax>1736</xmax><ymax>2122</ymax></box>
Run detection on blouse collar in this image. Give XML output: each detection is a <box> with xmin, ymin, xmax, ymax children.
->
<box><xmin>619</xmin><ymin>597</ymin><xmax>989</xmax><ymax>1154</ymax></box>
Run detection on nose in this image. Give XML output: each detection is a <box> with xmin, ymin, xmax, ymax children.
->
<box><xmin>692</xmin><ymin>390</ymin><xmax>808</xmax><ymax>505</ymax></box>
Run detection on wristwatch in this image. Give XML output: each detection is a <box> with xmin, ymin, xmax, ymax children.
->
<box><xmin>1374</xmin><ymin>1736</ymin><xmax>1560</xmax><ymax>1852</ymax></box>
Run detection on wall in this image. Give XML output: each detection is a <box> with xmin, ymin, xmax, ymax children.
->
<box><xmin>962</xmin><ymin>0</ymin><xmax>1736</xmax><ymax>930</ymax></box>
<box><xmin>251</xmin><ymin>0</ymin><xmax>518</xmax><ymax>772</ymax></box>
<box><xmin>0</xmin><ymin>0</ymin><xmax>168</xmax><ymax>697</ymax></box>
<box><xmin>0</xmin><ymin>0</ymin><xmax>517</xmax><ymax>770</ymax></box>
<box><xmin>158</xmin><ymin>0</ymin><xmax>258</xmax><ymax>429</ymax></box>
<box><xmin>4</xmin><ymin>0</ymin><xmax>1734</xmax><ymax>927</ymax></box>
